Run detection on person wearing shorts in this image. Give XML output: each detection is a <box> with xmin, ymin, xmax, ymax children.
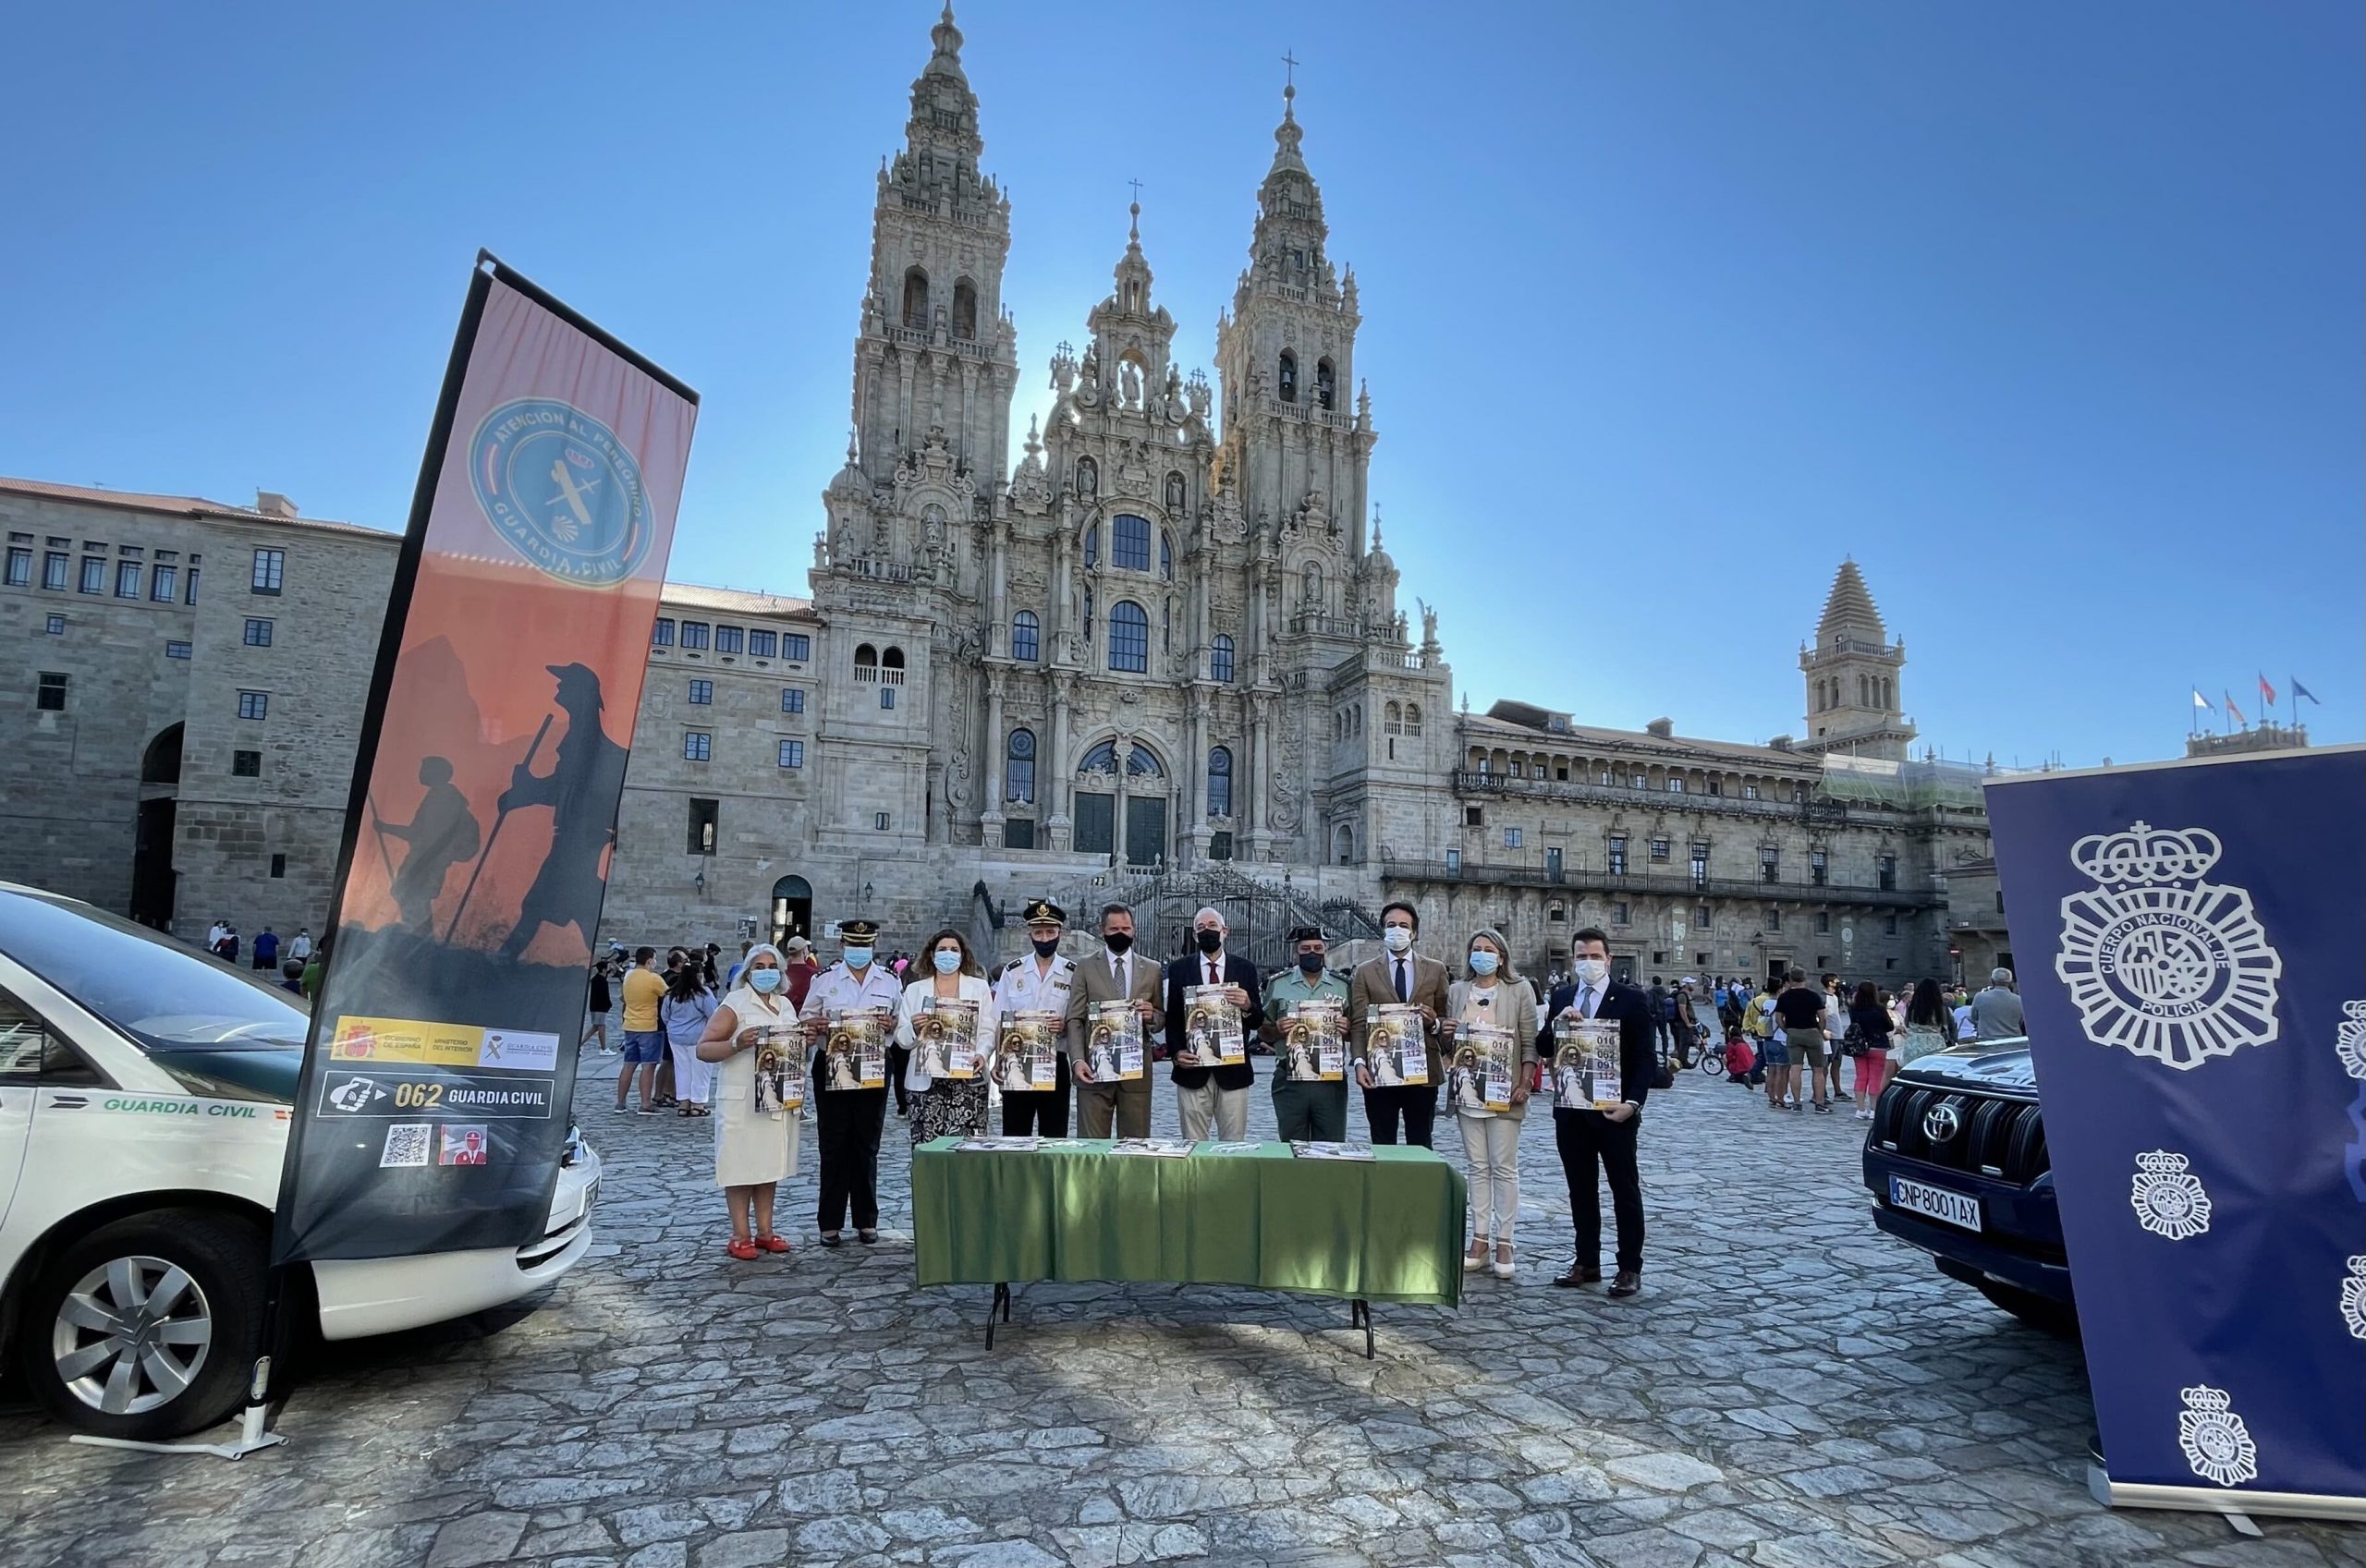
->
<box><xmin>1755</xmin><ymin>1027</ymin><xmax>1791</xmax><ymax>1108</ymax></box>
<box><xmin>617</xmin><ymin>946</ymin><xmax>668</xmax><ymax>1114</ymax></box>
<box><xmin>1772</xmin><ymin>972</ymin><xmax>1830</xmax><ymax>1112</ymax></box>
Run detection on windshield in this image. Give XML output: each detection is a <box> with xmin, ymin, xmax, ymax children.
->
<box><xmin>0</xmin><ymin>887</ymin><xmax>311</xmax><ymax>1052</ymax></box>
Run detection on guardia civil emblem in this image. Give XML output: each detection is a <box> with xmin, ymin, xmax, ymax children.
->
<box><xmin>469</xmin><ymin>397</ymin><xmax>653</xmax><ymax>587</ymax></box>
<box><xmin>2055</xmin><ymin>822</ymin><xmax>2281</xmax><ymax>1070</ymax></box>
<box><xmin>2129</xmin><ymin>1150</ymin><xmax>2212</xmax><ymax>1241</ymax></box>
<box><xmin>2341</xmin><ymin>1258</ymin><xmax>2366</xmax><ymax>1342</ymax></box>
<box><xmin>2336</xmin><ymin>999</ymin><xmax>2366</xmax><ymax>1081</ymax></box>
<box><xmin>2176</xmin><ymin>1385</ymin><xmax>2258</xmax><ymax>1489</ymax></box>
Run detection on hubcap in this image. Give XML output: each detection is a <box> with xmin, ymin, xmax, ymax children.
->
<box><xmin>51</xmin><ymin>1255</ymin><xmax>213</xmax><ymax>1416</ymax></box>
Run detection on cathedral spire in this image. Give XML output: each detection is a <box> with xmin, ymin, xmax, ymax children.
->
<box><xmin>1816</xmin><ymin>557</ymin><xmax>1885</xmax><ymax>643</ymax></box>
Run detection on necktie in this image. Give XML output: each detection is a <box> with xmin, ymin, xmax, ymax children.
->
<box><xmin>1208</xmin><ymin>959</ymin><xmax>1220</xmax><ymax>986</ymax></box>
<box><xmin>1579</xmin><ymin>986</ymin><xmax>1595</xmax><ymax>1019</ymax></box>
<box><xmin>1112</xmin><ymin>955</ymin><xmax>1125</xmax><ymax>991</ymax></box>
<box><xmin>1395</xmin><ymin>959</ymin><xmax>1409</xmax><ymax>1003</ymax></box>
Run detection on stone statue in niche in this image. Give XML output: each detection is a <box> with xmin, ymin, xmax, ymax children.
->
<box><xmin>1120</xmin><ymin>358</ymin><xmax>1141</xmax><ymax>408</ymax></box>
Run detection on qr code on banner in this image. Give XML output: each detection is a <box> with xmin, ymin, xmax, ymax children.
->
<box><xmin>380</xmin><ymin>1123</ymin><xmax>432</xmax><ymax>1168</ymax></box>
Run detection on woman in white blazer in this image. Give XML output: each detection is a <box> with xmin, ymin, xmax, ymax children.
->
<box><xmin>894</xmin><ymin>928</ymin><xmax>999</xmax><ymax>1146</ymax></box>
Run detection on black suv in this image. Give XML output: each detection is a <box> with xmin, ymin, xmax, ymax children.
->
<box><xmin>1860</xmin><ymin>1039</ymin><xmax>2076</xmax><ymax>1333</ymax></box>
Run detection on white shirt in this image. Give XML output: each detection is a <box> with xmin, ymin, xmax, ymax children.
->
<box><xmin>994</xmin><ymin>953</ymin><xmax>1075</xmax><ymax>1018</ymax></box>
<box><xmin>289</xmin><ymin>934</ymin><xmax>311</xmax><ymax>960</ymax></box>
<box><xmin>799</xmin><ymin>961</ymin><xmax>905</xmax><ymax>1027</ymax></box>
<box><xmin>893</xmin><ymin>973</ymin><xmax>999</xmax><ymax>1092</ymax></box>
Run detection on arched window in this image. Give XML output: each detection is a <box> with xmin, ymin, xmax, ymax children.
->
<box><xmin>1076</xmin><ymin>456</ymin><xmax>1098</xmax><ymax>495</ymax></box>
<box><xmin>1112</xmin><ymin>514</ymin><xmax>1151</xmax><ymax>571</ymax></box>
<box><xmin>1211</xmin><ymin>634</ymin><xmax>1235</xmax><ymax>684</ymax></box>
<box><xmin>1127</xmin><ymin>745</ymin><xmax>1164</xmax><ymax>777</ymax></box>
<box><xmin>1277</xmin><ymin>350</ymin><xmax>1298</xmax><ymax>403</ymax></box>
<box><xmin>1108</xmin><ymin>601</ymin><xmax>1149</xmax><ymax>673</ymax></box>
<box><xmin>1165</xmin><ymin>472</ymin><xmax>1187</xmax><ymax>511</ymax></box>
<box><xmin>901</xmin><ymin>268</ymin><xmax>929</xmax><ymax>329</ymax></box>
<box><xmin>1207</xmin><ymin>747</ymin><xmax>1233</xmax><ymax>818</ymax></box>
<box><xmin>1403</xmin><ymin>702</ymin><xmax>1421</xmax><ymax>735</ymax></box>
<box><xmin>952</xmin><ymin>278</ymin><xmax>978</xmax><ymax>338</ymax></box>
<box><xmin>1332</xmin><ymin>822</ymin><xmax>1354</xmax><ymax>865</ymax></box>
<box><xmin>1159</xmin><ymin>530</ymin><xmax>1174</xmax><ymax>581</ymax></box>
<box><xmin>1010</xmin><ymin>611</ymin><xmax>1040</xmax><ymax>662</ymax></box>
<box><xmin>1385</xmin><ymin>700</ymin><xmax>1402</xmax><ymax>727</ymax></box>
<box><xmin>1083</xmin><ymin>524</ymin><xmax>1099</xmax><ymax>566</ymax></box>
<box><xmin>1079</xmin><ymin>740</ymin><xmax>1117</xmax><ymax>774</ymax></box>
<box><xmin>854</xmin><ymin>642</ymin><xmax>878</xmax><ymax>681</ymax></box>
<box><xmin>1315</xmin><ymin>358</ymin><xmax>1335</xmax><ymax>410</ymax></box>
<box><xmin>1006</xmin><ymin>727</ymin><xmax>1036</xmax><ymax>803</ymax></box>
<box><xmin>882</xmin><ymin>647</ymin><xmax>905</xmax><ymax>675</ymax></box>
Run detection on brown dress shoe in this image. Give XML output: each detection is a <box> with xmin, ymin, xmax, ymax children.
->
<box><xmin>1551</xmin><ymin>1263</ymin><xmax>1604</xmax><ymax>1288</ymax></box>
<box><xmin>1608</xmin><ymin>1270</ymin><xmax>1642</xmax><ymax>1298</ymax></box>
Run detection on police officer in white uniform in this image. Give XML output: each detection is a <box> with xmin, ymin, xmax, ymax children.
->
<box><xmin>992</xmin><ymin>898</ymin><xmax>1077</xmax><ymax>1136</ymax></box>
<box><xmin>799</xmin><ymin>918</ymin><xmax>905</xmax><ymax>1246</ymax></box>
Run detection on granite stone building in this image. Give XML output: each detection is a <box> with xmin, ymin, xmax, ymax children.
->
<box><xmin>0</xmin><ymin>13</ymin><xmax>2013</xmax><ymax>988</ymax></box>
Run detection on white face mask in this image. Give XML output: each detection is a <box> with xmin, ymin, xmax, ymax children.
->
<box><xmin>1383</xmin><ymin>926</ymin><xmax>1413</xmax><ymax>954</ymax></box>
<box><xmin>1574</xmin><ymin>957</ymin><xmax>1610</xmax><ymax>988</ymax></box>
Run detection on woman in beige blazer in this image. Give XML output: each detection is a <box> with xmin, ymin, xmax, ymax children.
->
<box><xmin>1443</xmin><ymin>927</ymin><xmax>1538</xmax><ymax>1279</ymax></box>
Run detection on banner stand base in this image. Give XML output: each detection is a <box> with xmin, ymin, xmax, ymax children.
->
<box><xmin>2089</xmin><ymin>1466</ymin><xmax>2360</xmax><ymax>1526</ymax></box>
<box><xmin>67</xmin><ymin>1357</ymin><xmax>287</xmax><ymax>1463</ymax></box>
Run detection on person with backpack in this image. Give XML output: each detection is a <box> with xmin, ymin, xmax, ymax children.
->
<box><xmin>660</xmin><ymin>963</ymin><xmax>718</xmax><ymax>1117</ymax></box>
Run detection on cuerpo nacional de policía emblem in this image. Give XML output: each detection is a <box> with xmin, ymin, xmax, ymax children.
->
<box><xmin>2336</xmin><ymin>999</ymin><xmax>2366</xmax><ymax>1081</ymax></box>
<box><xmin>2340</xmin><ymin>1258</ymin><xmax>2366</xmax><ymax>1343</ymax></box>
<box><xmin>2177</xmin><ymin>1385</ymin><xmax>2259</xmax><ymax>1489</ymax></box>
<box><xmin>2129</xmin><ymin>1150</ymin><xmax>2212</xmax><ymax>1241</ymax></box>
<box><xmin>2055</xmin><ymin>821</ymin><xmax>2282</xmax><ymax>1070</ymax></box>
<box><xmin>469</xmin><ymin>398</ymin><xmax>653</xmax><ymax>586</ymax></box>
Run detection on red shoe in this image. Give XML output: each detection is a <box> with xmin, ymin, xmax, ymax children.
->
<box><xmin>726</xmin><ymin>1237</ymin><xmax>760</xmax><ymax>1261</ymax></box>
<box><xmin>754</xmin><ymin>1233</ymin><xmax>790</xmax><ymax>1253</ymax></box>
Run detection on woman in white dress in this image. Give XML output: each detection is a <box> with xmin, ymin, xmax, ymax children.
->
<box><xmin>696</xmin><ymin>943</ymin><xmax>803</xmax><ymax>1259</ymax></box>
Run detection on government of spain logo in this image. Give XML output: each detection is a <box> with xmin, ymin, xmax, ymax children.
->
<box><xmin>2055</xmin><ymin>821</ymin><xmax>2282</xmax><ymax>1070</ymax></box>
<box><xmin>2176</xmin><ymin>1385</ymin><xmax>2258</xmax><ymax>1489</ymax></box>
<box><xmin>469</xmin><ymin>397</ymin><xmax>653</xmax><ymax>587</ymax></box>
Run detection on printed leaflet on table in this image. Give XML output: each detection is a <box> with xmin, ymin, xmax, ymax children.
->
<box><xmin>999</xmin><ymin>1009</ymin><xmax>1061</xmax><ymax>1092</ymax></box>
<box><xmin>823</xmin><ymin>1007</ymin><xmax>890</xmax><ymax>1092</ymax></box>
<box><xmin>916</xmin><ymin>996</ymin><xmax>980</xmax><ymax>1079</ymax></box>
<box><xmin>1291</xmin><ymin>1141</ymin><xmax>1377</xmax><ymax>1161</ymax></box>
<box><xmin>1108</xmin><ymin>1138</ymin><xmax>1196</xmax><ymax>1158</ymax></box>
<box><xmin>1553</xmin><ymin>1015</ymin><xmax>1624</xmax><ymax>1111</ymax></box>
<box><xmin>1086</xmin><ymin>1000</ymin><xmax>1145</xmax><ymax>1082</ymax></box>
<box><xmin>1184</xmin><ymin>985</ymin><xmax>1245</xmax><ymax>1065</ymax></box>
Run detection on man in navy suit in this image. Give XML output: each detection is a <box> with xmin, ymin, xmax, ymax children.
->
<box><xmin>1163</xmin><ymin>906</ymin><xmax>1264</xmax><ymax>1141</ymax></box>
<box><xmin>1537</xmin><ymin>927</ymin><xmax>1660</xmax><ymax>1296</ymax></box>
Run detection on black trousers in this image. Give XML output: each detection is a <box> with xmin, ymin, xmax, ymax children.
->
<box><xmin>1555</xmin><ymin>1108</ymin><xmax>1644</xmax><ymax>1272</ymax></box>
<box><xmin>815</xmin><ymin>1086</ymin><xmax>887</xmax><ymax>1232</ymax></box>
<box><xmin>885</xmin><ymin>1045</ymin><xmax>911</xmax><ymax>1114</ymax></box>
<box><xmin>1364</xmin><ymin>1084</ymin><xmax>1439</xmax><ymax>1149</ymax></box>
<box><xmin>1000</xmin><ymin>1054</ymin><xmax>1072</xmax><ymax>1136</ymax></box>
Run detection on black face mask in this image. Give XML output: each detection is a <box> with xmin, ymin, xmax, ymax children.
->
<box><xmin>1103</xmin><ymin>931</ymin><xmax>1134</xmax><ymax>954</ymax></box>
<box><xmin>1195</xmin><ymin>930</ymin><xmax>1224</xmax><ymax>955</ymax></box>
<box><xmin>1031</xmin><ymin>937</ymin><xmax>1060</xmax><ymax>959</ymax></box>
<box><xmin>1298</xmin><ymin>952</ymin><xmax>1325</xmax><ymax>975</ymax></box>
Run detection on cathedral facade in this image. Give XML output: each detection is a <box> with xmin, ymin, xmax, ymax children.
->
<box><xmin>0</xmin><ymin>10</ymin><xmax>2003</xmax><ymax>988</ymax></box>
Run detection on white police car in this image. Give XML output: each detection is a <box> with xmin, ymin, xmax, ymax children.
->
<box><xmin>0</xmin><ymin>881</ymin><xmax>601</xmax><ymax>1440</ymax></box>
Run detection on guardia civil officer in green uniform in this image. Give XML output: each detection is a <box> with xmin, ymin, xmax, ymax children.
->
<box><xmin>1260</xmin><ymin>924</ymin><xmax>1352</xmax><ymax>1140</ymax></box>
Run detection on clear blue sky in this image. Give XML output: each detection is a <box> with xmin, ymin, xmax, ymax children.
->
<box><xmin>6</xmin><ymin>2</ymin><xmax>2358</xmax><ymax>767</ymax></box>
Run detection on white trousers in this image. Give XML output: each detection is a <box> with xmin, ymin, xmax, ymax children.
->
<box><xmin>1459</xmin><ymin>1112</ymin><xmax>1522</xmax><ymax>1243</ymax></box>
<box><xmin>1176</xmin><ymin>1082</ymin><xmax>1249</xmax><ymax>1141</ymax></box>
<box><xmin>668</xmin><ymin>1039</ymin><xmax>714</xmax><ymax>1106</ymax></box>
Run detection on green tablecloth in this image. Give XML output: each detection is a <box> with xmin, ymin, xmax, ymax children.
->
<box><xmin>910</xmin><ymin>1139</ymin><xmax>1463</xmax><ymax>1306</ymax></box>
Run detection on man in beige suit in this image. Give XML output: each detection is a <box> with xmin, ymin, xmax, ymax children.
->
<box><xmin>1063</xmin><ymin>902</ymin><xmax>1163</xmax><ymax>1138</ymax></box>
<box><xmin>1348</xmin><ymin>900</ymin><xmax>1450</xmax><ymax>1147</ymax></box>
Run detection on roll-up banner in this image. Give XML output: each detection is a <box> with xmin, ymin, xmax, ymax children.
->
<box><xmin>1984</xmin><ymin>745</ymin><xmax>2366</xmax><ymax>1521</ymax></box>
<box><xmin>274</xmin><ymin>254</ymin><xmax>697</xmax><ymax>1264</ymax></box>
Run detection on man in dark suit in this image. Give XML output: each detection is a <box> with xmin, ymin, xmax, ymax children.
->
<box><xmin>1348</xmin><ymin>900</ymin><xmax>1451</xmax><ymax>1147</ymax></box>
<box><xmin>1538</xmin><ymin>926</ymin><xmax>1659</xmax><ymax>1297</ymax></box>
<box><xmin>1163</xmin><ymin>906</ymin><xmax>1262</xmax><ymax>1140</ymax></box>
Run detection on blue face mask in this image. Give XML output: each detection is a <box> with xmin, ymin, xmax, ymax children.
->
<box><xmin>933</xmin><ymin>949</ymin><xmax>961</xmax><ymax>975</ymax></box>
<box><xmin>844</xmin><ymin>947</ymin><xmax>872</xmax><ymax>970</ymax></box>
<box><xmin>1470</xmin><ymin>951</ymin><xmax>1499</xmax><ymax>977</ymax></box>
<box><xmin>748</xmin><ymin>968</ymin><xmax>782</xmax><ymax>993</ymax></box>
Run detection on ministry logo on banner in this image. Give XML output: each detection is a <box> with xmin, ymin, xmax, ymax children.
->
<box><xmin>2055</xmin><ymin>822</ymin><xmax>2283</xmax><ymax>1070</ymax></box>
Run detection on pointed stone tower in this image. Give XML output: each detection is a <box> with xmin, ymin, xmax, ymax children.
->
<box><xmin>1797</xmin><ymin>559</ymin><xmax>1915</xmax><ymax>760</ymax></box>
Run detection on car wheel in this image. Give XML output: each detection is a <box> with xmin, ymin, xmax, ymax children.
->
<box><xmin>1972</xmin><ymin>1277</ymin><xmax>2079</xmax><ymax>1338</ymax></box>
<box><xmin>19</xmin><ymin>1209</ymin><xmax>264</xmax><ymax>1440</ymax></box>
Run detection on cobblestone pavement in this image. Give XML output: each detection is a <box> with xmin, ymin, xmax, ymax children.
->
<box><xmin>6</xmin><ymin>1053</ymin><xmax>2363</xmax><ymax>1568</ymax></box>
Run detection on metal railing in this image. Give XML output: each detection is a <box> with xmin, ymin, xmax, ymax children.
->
<box><xmin>1376</xmin><ymin>855</ymin><xmax>1941</xmax><ymax>908</ymax></box>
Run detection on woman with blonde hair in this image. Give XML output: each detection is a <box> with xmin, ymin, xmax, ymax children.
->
<box><xmin>1442</xmin><ymin>927</ymin><xmax>1538</xmax><ymax>1280</ymax></box>
<box><xmin>894</xmin><ymin>928</ymin><xmax>999</xmax><ymax>1146</ymax></box>
<box><xmin>696</xmin><ymin>943</ymin><xmax>803</xmax><ymax>1259</ymax></box>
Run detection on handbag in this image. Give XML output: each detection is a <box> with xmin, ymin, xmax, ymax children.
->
<box><xmin>1840</xmin><ymin>1021</ymin><xmax>1866</xmax><ymax>1058</ymax></box>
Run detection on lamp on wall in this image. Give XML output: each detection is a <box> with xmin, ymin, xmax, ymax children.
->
<box><xmin>693</xmin><ymin>868</ymin><xmax>707</xmax><ymax>896</ymax></box>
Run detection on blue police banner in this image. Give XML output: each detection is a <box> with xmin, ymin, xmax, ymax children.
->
<box><xmin>1985</xmin><ymin>745</ymin><xmax>2366</xmax><ymax>1520</ymax></box>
